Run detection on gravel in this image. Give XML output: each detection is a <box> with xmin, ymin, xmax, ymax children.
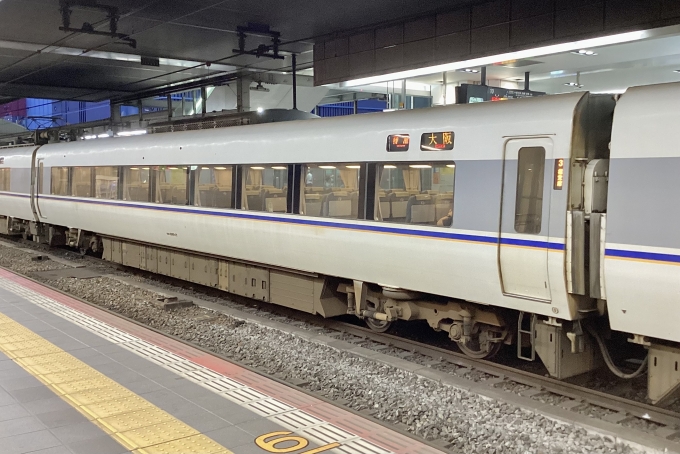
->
<box><xmin>0</xmin><ymin>243</ymin><xmax>649</xmax><ymax>453</ymax></box>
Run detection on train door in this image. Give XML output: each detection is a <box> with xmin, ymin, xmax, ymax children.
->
<box><xmin>29</xmin><ymin>147</ymin><xmax>44</xmax><ymax>222</ymax></box>
<box><xmin>498</xmin><ymin>138</ymin><xmax>553</xmax><ymax>301</ymax></box>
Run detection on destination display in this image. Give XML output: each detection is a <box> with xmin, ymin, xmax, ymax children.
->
<box><xmin>420</xmin><ymin>132</ymin><xmax>454</xmax><ymax>151</ymax></box>
<box><xmin>387</xmin><ymin>134</ymin><xmax>410</xmax><ymax>151</ymax></box>
<box><xmin>456</xmin><ymin>84</ymin><xmax>545</xmax><ymax>104</ymax></box>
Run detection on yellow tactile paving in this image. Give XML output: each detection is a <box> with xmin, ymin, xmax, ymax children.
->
<box><xmin>0</xmin><ymin>312</ymin><xmax>233</xmax><ymax>454</ymax></box>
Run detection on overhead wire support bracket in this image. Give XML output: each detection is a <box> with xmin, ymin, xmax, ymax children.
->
<box><xmin>232</xmin><ymin>23</ymin><xmax>285</xmax><ymax>60</ymax></box>
<box><xmin>58</xmin><ymin>0</ymin><xmax>137</xmax><ymax>48</ymax></box>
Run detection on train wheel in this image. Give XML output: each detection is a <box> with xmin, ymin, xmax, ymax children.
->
<box><xmin>456</xmin><ymin>326</ymin><xmax>503</xmax><ymax>359</ymax></box>
<box><xmin>366</xmin><ymin>318</ymin><xmax>392</xmax><ymax>333</ymax></box>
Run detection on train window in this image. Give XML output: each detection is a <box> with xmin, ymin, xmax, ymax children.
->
<box><xmin>376</xmin><ymin>163</ymin><xmax>455</xmax><ymax>226</ymax></box>
<box><xmin>153</xmin><ymin>166</ymin><xmax>188</xmax><ymax>205</ymax></box>
<box><xmin>123</xmin><ymin>167</ymin><xmax>150</xmax><ymax>202</ymax></box>
<box><xmin>38</xmin><ymin>162</ymin><xmax>44</xmax><ymax>194</ymax></box>
<box><xmin>514</xmin><ymin>147</ymin><xmax>545</xmax><ymax>234</ymax></box>
<box><xmin>300</xmin><ymin>164</ymin><xmax>361</xmax><ymax>219</ymax></box>
<box><xmin>50</xmin><ymin>167</ymin><xmax>69</xmax><ymax>196</ymax></box>
<box><xmin>94</xmin><ymin>167</ymin><xmax>119</xmax><ymax>199</ymax></box>
<box><xmin>71</xmin><ymin>167</ymin><xmax>92</xmax><ymax>197</ymax></box>
<box><xmin>195</xmin><ymin>166</ymin><xmax>233</xmax><ymax>208</ymax></box>
<box><xmin>241</xmin><ymin>165</ymin><xmax>288</xmax><ymax>213</ymax></box>
<box><xmin>0</xmin><ymin>168</ymin><xmax>9</xmax><ymax>191</ymax></box>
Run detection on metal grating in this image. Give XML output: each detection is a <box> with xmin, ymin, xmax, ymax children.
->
<box><xmin>334</xmin><ymin>439</ymin><xmax>393</xmax><ymax>454</ymax></box>
<box><xmin>245</xmin><ymin>398</ymin><xmax>295</xmax><ymax>417</ymax></box>
<box><xmin>269</xmin><ymin>410</ymin><xmax>325</xmax><ymax>430</ymax></box>
<box><xmin>299</xmin><ymin>424</ymin><xmax>358</xmax><ymax>445</ymax></box>
<box><xmin>200</xmin><ymin>377</ymin><xmax>244</xmax><ymax>393</ymax></box>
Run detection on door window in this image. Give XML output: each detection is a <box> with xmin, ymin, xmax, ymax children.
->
<box><xmin>514</xmin><ymin>147</ymin><xmax>545</xmax><ymax>234</ymax></box>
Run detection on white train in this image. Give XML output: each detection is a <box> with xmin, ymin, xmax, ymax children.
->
<box><xmin>1</xmin><ymin>82</ymin><xmax>679</xmax><ymax>404</ymax></box>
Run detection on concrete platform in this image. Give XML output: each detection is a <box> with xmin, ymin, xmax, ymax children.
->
<box><xmin>0</xmin><ymin>268</ymin><xmax>440</xmax><ymax>454</ymax></box>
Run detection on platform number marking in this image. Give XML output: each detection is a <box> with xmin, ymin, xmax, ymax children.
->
<box><xmin>255</xmin><ymin>431</ymin><xmax>341</xmax><ymax>453</ymax></box>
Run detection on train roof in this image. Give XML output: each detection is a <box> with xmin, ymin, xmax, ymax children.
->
<box><xmin>5</xmin><ymin>91</ymin><xmax>591</xmax><ymax>167</ymax></box>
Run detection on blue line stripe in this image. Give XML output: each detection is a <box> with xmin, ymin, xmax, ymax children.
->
<box><xmin>501</xmin><ymin>237</ymin><xmax>565</xmax><ymax>251</ymax></box>
<box><xmin>605</xmin><ymin>248</ymin><xmax>680</xmax><ymax>264</ymax></box>
<box><xmin>0</xmin><ymin>192</ymin><xmax>565</xmax><ymax>250</ymax></box>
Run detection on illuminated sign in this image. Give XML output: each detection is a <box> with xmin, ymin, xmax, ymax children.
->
<box><xmin>553</xmin><ymin>158</ymin><xmax>565</xmax><ymax>190</ymax></box>
<box><xmin>420</xmin><ymin>132</ymin><xmax>454</xmax><ymax>151</ymax></box>
<box><xmin>386</xmin><ymin>134</ymin><xmax>410</xmax><ymax>152</ymax></box>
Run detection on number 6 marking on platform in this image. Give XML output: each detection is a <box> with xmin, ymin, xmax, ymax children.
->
<box><xmin>255</xmin><ymin>431</ymin><xmax>341</xmax><ymax>453</ymax></box>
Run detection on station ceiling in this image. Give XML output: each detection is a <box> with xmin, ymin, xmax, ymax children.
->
<box><xmin>0</xmin><ymin>0</ymin><xmax>477</xmax><ymax>104</ymax></box>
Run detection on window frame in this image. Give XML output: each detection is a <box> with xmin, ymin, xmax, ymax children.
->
<box><xmin>193</xmin><ymin>165</ymin><xmax>235</xmax><ymax>209</ymax></box>
<box><xmin>374</xmin><ymin>161</ymin><xmax>456</xmax><ymax>227</ymax></box>
<box><xmin>0</xmin><ymin>168</ymin><xmax>10</xmax><ymax>191</ymax></box>
<box><xmin>240</xmin><ymin>164</ymin><xmax>290</xmax><ymax>213</ymax></box>
<box><xmin>299</xmin><ymin>163</ymin><xmax>364</xmax><ymax>220</ymax></box>
<box><xmin>513</xmin><ymin>147</ymin><xmax>546</xmax><ymax>235</ymax></box>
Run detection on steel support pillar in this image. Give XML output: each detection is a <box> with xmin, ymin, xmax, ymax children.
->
<box><xmin>166</xmin><ymin>95</ymin><xmax>172</xmax><ymax>120</ymax></box>
<box><xmin>237</xmin><ymin>77</ymin><xmax>251</xmax><ymax>113</ymax></box>
<box><xmin>292</xmin><ymin>54</ymin><xmax>297</xmax><ymax>110</ymax></box>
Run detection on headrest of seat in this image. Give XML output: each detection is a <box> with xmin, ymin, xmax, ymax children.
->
<box><xmin>393</xmin><ymin>191</ymin><xmax>410</xmax><ymax>197</ymax></box>
<box><xmin>414</xmin><ymin>194</ymin><xmax>432</xmax><ymax>201</ymax></box>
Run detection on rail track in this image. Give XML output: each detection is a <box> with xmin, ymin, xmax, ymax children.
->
<box><xmin>2</xmin><ymin>235</ymin><xmax>680</xmax><ymax>449</ymax></box>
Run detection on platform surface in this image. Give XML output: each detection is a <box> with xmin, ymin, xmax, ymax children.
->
<box><xmin>0</xmin><ymin>268</ymin><xmax>440</xmax><ymax>454</ymax></box>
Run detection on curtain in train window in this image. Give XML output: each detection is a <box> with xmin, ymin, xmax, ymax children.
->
<box><xmin>38</xmin><ymin>162</ymin><xmax>44</xmax><ymax>194</ymax></box>
<box><xmin>153</xmin><ymin>166</ymin><xmax>188</xmax><ymax>205</ymax></box>
<box><xmin>123</xmin><ymin>167</ymin><xmax>150</xmax><ymax>202</ymax></box>
<box><xmin>514</xmin><ymin>147</ymin><xmax>545</xmax><ymax>234</ymax></box>
<box><xmin>195</xmin><ymin>166</ymin><xmax>233</xmax><ymax>208</ymax></box>
<box><xmin>94</xmin><ymin>167</ymin><xmax>119</xmax><ymax>199</ymax></box>
<box><xmin>71</xmin><ymin>167</ymin><xmax>92</xmax><ymax>197</ymax></box>
<box><xmin>377</xmin><ymin>163</ymin><xmax>455</xmax><ymax>226</ymax></box>
<box><xmin>301</xmin><ymin>164</ymin><xmax>360</xmax><ymax>219</ymax></box>
<box><xmin>0</xmin><ymin>168</ymin><xmax>9</xmax><ymax>191</ymax></box>
<box><xmin>50</xmin><ymin>167</ymin><xmax>69</xmax><ymax>196</ymax></box>
<box><xmin>241</xmin><ymin>165</ymin><xmax>288</xmax><ymax>212</ymax></box>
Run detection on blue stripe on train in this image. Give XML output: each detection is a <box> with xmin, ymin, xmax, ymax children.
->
<box><xmin>1</xmin><ymin>192</ymin><xmax>565</xmax><ymax>250</ymax></box>
<box><xmin>605</xmin><ymin>248</ymin><xmax>680</xmax><ymax>264</ymax></box>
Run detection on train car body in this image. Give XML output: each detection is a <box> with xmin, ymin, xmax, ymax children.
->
<box><xmin>1</xmin><ymin>83</ymin><xmax>679</xmax><ymax>403</ymax></box>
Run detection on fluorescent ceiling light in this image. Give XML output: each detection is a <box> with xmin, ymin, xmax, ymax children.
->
<box><xmin>564</xmin><ymin>82</ymin><xmax>583</xmax><ymax>88</ymax></box>
<box><xmin>345</xmin><ymin>165</ymin><xmax>361</xmax><ymax>169</ymax></box>
<box><xmin>409</xmin><ymin>164</ymin><xmax>432</xmax><ymax>169</ymax></box>
<box><xmin>271</xmin><ymin>166</ymin><xmax>287</xmax><ymax>170</ymax></box>
<box><xmin>446</xmin><ymin>164</ymin><xmax>456</xmax><ymax>168</ymax></box>
<box><xmin>384</xmin><ymin>165</ymin><xmax>397</xmax><ymax>169</ymax></box>
<box><xmin>214</xmin><ymin>166</ymin><xmax>227</xmax><ymax>170</ymax></box>
<box><xmin>250</xmin><ymin>166</ymin><xmax>265</xmax><ymax>170</ymax></box>
<box><xmin>319</xmin><ymin>165</ymin><xmax>336</xmax><ymax>169</ymax></box>
<box><xmin>571</xmin><ymin>49</ymin><xmax>597</xmax><ymax>56</ymax></box>
<box><xmin>116</xmin><ymin>129</ymin><xmax>147</xmax><ymax>137</ymax></box>
<box><xmin>336</xmin><ymin>30</ymin><xmax>646</xmax><ymax>87</ymax></box>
